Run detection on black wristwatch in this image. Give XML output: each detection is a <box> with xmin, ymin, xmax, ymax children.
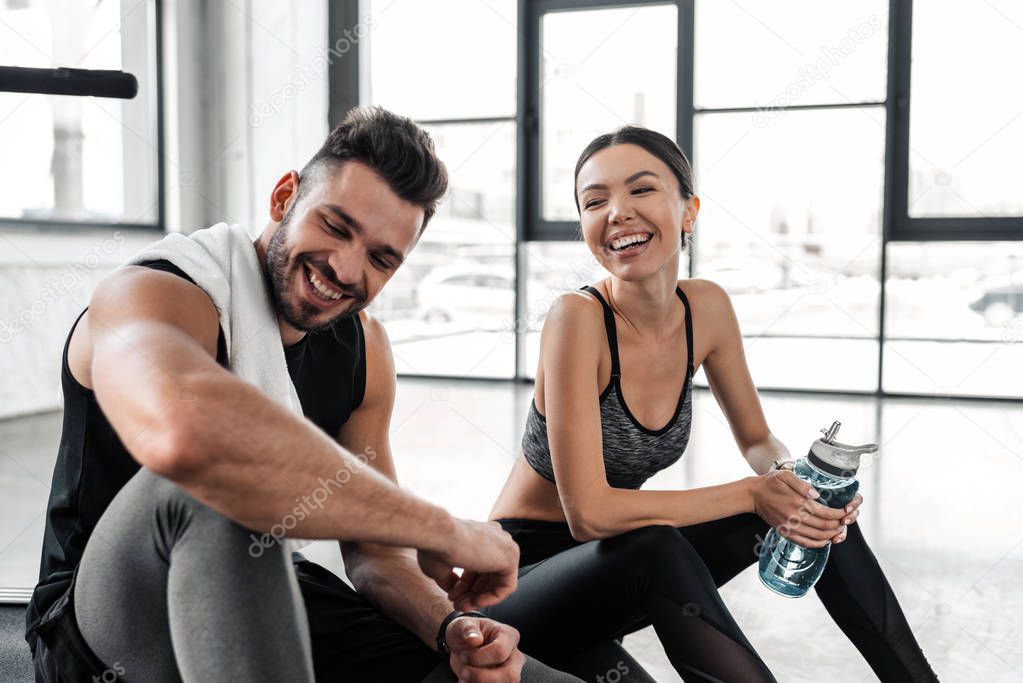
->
<box><xmin>437</xmin><ymin>610</ymin><xmax>485</xmax><ymax>655</ymax></box>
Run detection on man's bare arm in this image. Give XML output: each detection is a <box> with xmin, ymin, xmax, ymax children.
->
<box><xmin>88</xmin><ymin>266</ymin><xmax>458</xmax><ymax>550</ymax></box>
<box><xmin>339</xmin><ymin>314</ymin><xmax>456</xmax><ymax>647</ymax></box>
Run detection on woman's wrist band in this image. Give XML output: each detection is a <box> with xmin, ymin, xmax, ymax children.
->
<box><xmin>771</xmin><ymin>459</ymin><xmax>796</xmax><ymax>471</ymax></box>
<box><xmin>437</xmin><ymin>610</ymin><xmax>485</xmax><ymax>655</ymax></box>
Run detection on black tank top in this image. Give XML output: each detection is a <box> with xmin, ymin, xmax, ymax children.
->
<box><xmin>521</xmin><ymin>284</ymin><xmax>694</xmax><ymax>489</ymax></box>
<box><xmin>25</xmin><ymin>259</ymin><xmax>366</xmax><ymax>646</ymax></box>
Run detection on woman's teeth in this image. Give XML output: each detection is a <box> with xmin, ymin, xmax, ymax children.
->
<box><xmin>609</xmin><ymin>234</ymin><xmax>651</xmax><ymax>251</ymax></box>
<box><xmin>307</xmin><ymin>266</ymin><xmax>344</xmax><ymax>300</ymax></box>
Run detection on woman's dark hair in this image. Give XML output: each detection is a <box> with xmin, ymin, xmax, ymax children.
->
<box><xmin>573</xmin><ymin>126</ymin><xmax>695</xmax><ymax>213</ymax></box>
<box><xmin>298</xmin><ymin>106</ymin><xmax>448</xmax><ymax>232</ymax></box>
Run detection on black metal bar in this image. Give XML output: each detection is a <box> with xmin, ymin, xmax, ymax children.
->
<box><xmin>0</xmin><ymin>65</ymin><xmax>138</xmax><ymax>99</ymax></box>
<box><xmin>531</xmin><ymin>219</ymin><xmax>579</xmax><ymax>240</ymax></box>
<box><xmin>889</xmin><ymin>0</ymin><xmax>913</xmax><ymax>243</ymax></box>
<box><xmin>694</xmin><ymin>100</ymin><xmax>885</xmax><ymax>116</ymax></box>
<box><xmin>327</xmin><ymin>0</ymin><xmax>361</xmax><ymax>129</ymax></box>
<box><xmin>390</xmin><ymin>373</ymin><xmax>1023</xmax><ymax>404</ymax></box>
<box><xmin>741</xmin><ymin>332</ymin><xmax>1017</xmax><ymax>344</ymax></box>
<box><xmin>534</xmin><ymin>0</ymin><xmax>673</xmax><ymax>12</ymax></box>
<box><xmin>396</xmin><ymin>328</ymin><xmax>1016</xmax><ymax>346</ymax></box>
<box><xmin>155</xmin><ymin>0</ymin><xmax>166</xmax><ymax>233</ymax></box>
<box><xmin>691</xmin><ymin>384</ymin><xmax>1023</xmax><ymax>404</ymax></box>
<box><xmin>679</xmin><ymin>0</ymin><xmax>695</xmax><ymax>277</ymax></box>
<box><xmin>0</xmin><ymin>218</ymin><xmax>162</xmax><ymax>233</ymax></box>
<box><xmin>416</xmin><ymin>116</ymin><xmax>516</xmax><ymax>127</ymax></box>
<box><xmin>525</xmin><ymin>0</ymin><xmax>542</xmax><ymax>242</ymax></box>
<box><xmin>515</xmin><ymin>0</ymin><xmax>532</xmax><ymax>379</ymax></box>
<box><xmin>890</xmin><ymin>216</ymin><xmax>1023</xmax><ymax>241</ymax></box>
<box><xmin>879</xmin><ymin>0</ymin><xmax>906</xmax><ymax>395</ymax></box>
<box><xmin>394</xmin><ymin>372</ymin><xmax>519</xmax><ymax>383</ymax></box>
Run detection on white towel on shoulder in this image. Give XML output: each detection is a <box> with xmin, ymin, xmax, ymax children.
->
<box><xmin>120</xmin><ymin>222</ymin><xmax>302</xmax><ymax>415</ymax></box>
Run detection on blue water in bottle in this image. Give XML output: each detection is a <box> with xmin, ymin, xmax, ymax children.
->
<box><xmin>758</xmin><ymin>422</ymin><xmax>875</xmax><ymax>598</ymax></box>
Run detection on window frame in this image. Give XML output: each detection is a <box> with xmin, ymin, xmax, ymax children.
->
<box><xmin>887</xmin><ymin>0</ymin><xmax>1023</xmax><ymax>242</ymax></box>
<box><xmin>348</xmin><ymin>0</ymin><xmax>1023</xmax><ymax>401</ymax></box>
<box><xmin>0</xmin><ymin>0</ymin><xmax>167</xmax><ymax>235</ymax></box>
<box><xmin>519</xmin><ymin>0</ymin><xmax>695</xmax><ymax>243</ymax></box>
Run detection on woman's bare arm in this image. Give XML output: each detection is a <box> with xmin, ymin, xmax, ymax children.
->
<box><xmin>698</xmin><ymin>279</ymin><xmax>790</xmax><ymax>474</ymax></box>
<box><xmin>542</xmin><ymin>288</ymin><xmax>847</xmax><ymax>546</ymax></box>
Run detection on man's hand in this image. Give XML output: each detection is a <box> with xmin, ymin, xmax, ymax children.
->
<box><xmin>446</xmin><ymin>616</ymin><xmax>524</xmax><ymax>683</ymax></box>
<box><xmin>417</xmin><ymin>520</ymin><xmax>519</xmax><ymax>610</ymax></box>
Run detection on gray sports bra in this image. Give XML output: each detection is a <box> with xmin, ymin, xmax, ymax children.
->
<box><xmin>522</xmin><ymin>284</ymin><xmax>694</xmax><ymax>490</ymax></box>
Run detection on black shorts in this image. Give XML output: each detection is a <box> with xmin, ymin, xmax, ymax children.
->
<box><xmin>28</xmin><ymin>565</ymin><xmax>115</xmax><ymax>683</ymax></box>
<box><xmin>292</xmin><ymin>554</ymin><xmax>443</xmax><ymax>681</ymax></box>
<box><xmin>28</xmin><ymin>557</ymin><xmax>445</xmax><ymax>682</ymax></box>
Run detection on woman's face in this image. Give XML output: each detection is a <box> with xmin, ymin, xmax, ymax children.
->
<box><xmin>575</xmin><ymin>143</ymin><xmax>697</xmax><ymax>281</ymax></box>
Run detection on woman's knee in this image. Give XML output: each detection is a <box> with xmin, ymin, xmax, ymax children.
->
<box><xmin>602</xmin><ymin>525</ymin><xmax>701</xmax><ymax>569</ymax></box>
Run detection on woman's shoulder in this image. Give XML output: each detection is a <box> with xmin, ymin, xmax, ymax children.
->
<box><xmin>678</xmin><ymin>277</ymin><xmax>732</xmax><ymax>312</ymax></box>
<box><xmin>538</xmin><ymin>289</ymin><xmax>608</xmax><ymax>360</ymax></box>
<box><xmin>679</xmin><ymin>278</ymin><xmax>740</xmax><ymax>362</ymax></box>
<box><xmin>545</xmin><ymin>287</ymin><xmax>607</xmax><ymax>327</ymax></box>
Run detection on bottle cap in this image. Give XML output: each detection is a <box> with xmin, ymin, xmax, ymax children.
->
<box><xmin>807</xmin><ymin>421</ymin><xmax>878</xmax><ymax>478</ymax></box>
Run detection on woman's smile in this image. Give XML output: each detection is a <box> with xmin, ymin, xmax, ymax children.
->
<box><xmin>604</xmin><ymin>229</ymin><xmax>654</xmax><ymax>259</ymax></box>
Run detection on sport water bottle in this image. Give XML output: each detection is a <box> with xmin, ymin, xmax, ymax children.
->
<box><xmin>758</xmin><ymin>421</ymin><xmax>877</xmax><ymax>597</ymax></box>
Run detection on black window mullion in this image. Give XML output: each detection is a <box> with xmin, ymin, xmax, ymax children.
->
<box><xmin>0</xmin><ymin>0</ymin><xmax>165</xmax><ymax>234</ymax></box>
<box><xmin>155</xmin><ymin>0</ymin><xmax>166</xmax><ymax>233</ymax></box>
<box><xmin>678</xmin><ymin>0</ymin><xmax>694</xmax><ymax>276</ymax></box>
<box><xmin>890</xmin><ymin>0</ymin><xmax>1023</xmax><ymax>241</ymax></box>
<box><xmin>524</xmin><ymin>0</ymin><xmax>691</xmax><ymax>242</ymax></box>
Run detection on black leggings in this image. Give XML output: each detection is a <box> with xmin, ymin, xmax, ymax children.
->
<box><xmin>485</xmin><ymin>515</ymin><xmax>938</xmax><ymax>683</ymax></box>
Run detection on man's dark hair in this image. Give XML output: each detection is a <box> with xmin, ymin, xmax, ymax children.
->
<box><xmin>298</xmin><ymin>106</ymin><xmax>448</xmax><ymax>232</ymax></box>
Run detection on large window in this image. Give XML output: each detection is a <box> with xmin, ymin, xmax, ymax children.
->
<box><xmin>891</xmin><ymin>0</ymin><xmax>1023</xmax><ymax>240</ymax></box>
<box><xmin>354</xmin><ymin>0</ymin><xmax>1023</xmax><ymax>400</ymax></box>
<box><xmin>884</xmin><ymin>242</ymin><xmax>1023</xmax><ymax>398</ymax></box>
<box><xmin>523</xmin><ymin>0</ymin><xmax>682</xmax><ymax>375</ymax></box>
<box><xmin>539</xmin><ymin>4</ymin><xmax>678</xmax><ymax>222</ymax></box>
<box><xmin>907</xmin><ymin>1</ymin><xmax>1023</xmax><ymax>219</ymax></box>
<box><xmin>364</xmin><ymin>0</ymin><xmax>518</xmax><ymax>378</ymax></box>
<box><xmin>0</xmin><ymin>0</ymin><xmax>162</xmax><ymax>229</ymax></box>
<box><xmin>692</xmin><ymin>0</ymin><xmax>888</xmax><ymax>392</ymax></box>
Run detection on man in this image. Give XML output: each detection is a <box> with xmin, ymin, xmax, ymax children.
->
<box><xmin>25</xmin><ymin>107</ymin><xmax>580</xmax><ymax>682</ymax></box>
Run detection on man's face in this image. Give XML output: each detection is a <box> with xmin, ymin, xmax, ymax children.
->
<box><xmin>265</xmin><ymin>161</ymin><xmax>424</xmax><ymax>334</ymax></box>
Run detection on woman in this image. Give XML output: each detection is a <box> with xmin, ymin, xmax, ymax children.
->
<box><xmin>482</xmin><ymin>126</ymin><xmax>937</xmax><ymax>682</ymax></box>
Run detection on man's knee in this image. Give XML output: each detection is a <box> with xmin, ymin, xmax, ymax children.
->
<box><xmin>116</xmin><ymin>466</ymin><xmax>196</xmax><ymax>517</ymax></box>
<box><xmin>108</xmin><ymin>467</ymin><xmax>269</xmax><ymax>562</ymax></box>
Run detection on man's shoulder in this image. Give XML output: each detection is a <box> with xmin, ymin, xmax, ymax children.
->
<box><xmin>134</xmin><ymin>258</ymin><xmax>196</xmax><ymax>284</ymax></box>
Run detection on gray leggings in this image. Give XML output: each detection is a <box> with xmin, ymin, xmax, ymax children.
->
<box><xmin>73</xmin><ymin>467</ymin><xmax>581</xmax><ymax>682</ymax></box>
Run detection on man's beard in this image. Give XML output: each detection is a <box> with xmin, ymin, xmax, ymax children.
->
<box><xmin>264</xmin><ymin>208</ymin><xmax>362</xmax><ymax>335</ymax></box>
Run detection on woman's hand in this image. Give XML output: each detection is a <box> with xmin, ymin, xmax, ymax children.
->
<box><xmin>750</xmin><ymin>470</ymin><xmax>860</xmax><ymax>548</ymax></box>
<box><xmin>836</xmin><ymin>491</ymin><xmax>864</xmax><ymax>542</ymax></box>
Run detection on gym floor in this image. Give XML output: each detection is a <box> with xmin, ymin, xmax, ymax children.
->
<box><xmin>2</xmin><ymin>377</ymin><xmax>1021</xmax><ymax>681</ymax></box>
